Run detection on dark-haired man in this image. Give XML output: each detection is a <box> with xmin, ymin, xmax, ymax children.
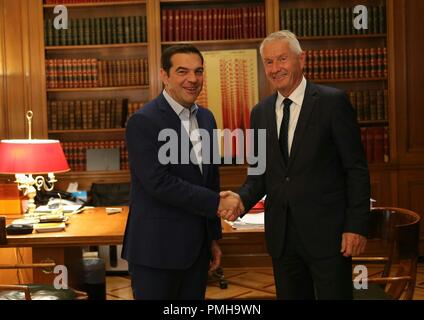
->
<box><xmin>122</xmin><ymin>44</ymin><xmax>241</xmax><ymax>299</ymax></box>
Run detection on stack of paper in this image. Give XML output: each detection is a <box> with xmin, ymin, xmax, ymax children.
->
<box><xmin>35</xmin><ymin>204</ymin><xmax>83</xmax><ymax>214</ymax></box>
<box><xmin>230</xmin><ymin>212</ymin><xmax>264</xmax><ymax>230</ymax></box>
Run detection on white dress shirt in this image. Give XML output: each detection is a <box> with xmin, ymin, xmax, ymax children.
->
<box><xmin>163</xmin><ymin>90</ymin><xmax>203</xmax><ymax>173</ymax></box>
<box><xmin>275</xmin><ymin>76</ymin><xmax>307</xmax><ymax>155</ymax></box>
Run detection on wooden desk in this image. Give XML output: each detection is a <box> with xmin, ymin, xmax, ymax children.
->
<box><xmin>220</xmin><ymin>212</ymin><xmax>270</xmax><ymax>268</ymax></box>
<box><xmin>1</xmin><ymin>207</ymin><xmax>270</xmax><ymax>285</ymax></box>
<box><xmin>1</xmin><ymin>207</ymin><xmax>128</xmax><ymax>287</ymax></box>
<box><xmin>4</xmin><ymin>207</ymin><xmax>127</xmax><ymax>247</ymax></box>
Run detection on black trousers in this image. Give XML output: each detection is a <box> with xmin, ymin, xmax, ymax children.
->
<box><xmin>272</xmin><ymin>214</ymin><xmax>353</xmax><ymax>300</ymax></box>
<box><xmin>128</xmin><ymin>241</ymin><xmax>210</xmax><ymax>300</ymax></box>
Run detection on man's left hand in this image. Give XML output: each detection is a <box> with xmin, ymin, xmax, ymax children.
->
<box><xmin>209</xmin><ymin>240</ymin><xmax>222</xmax><ymax>274</ymax></box>
<box><xmin>340</xmin><ymin>232</ymin><xmax>367</xmax><ymax>257</ymax></box>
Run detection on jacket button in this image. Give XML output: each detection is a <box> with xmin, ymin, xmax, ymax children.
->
<box><xmin>285</xmin><ymin>176</ymin><xmax>290</xmax><ymax>182</ymax></box>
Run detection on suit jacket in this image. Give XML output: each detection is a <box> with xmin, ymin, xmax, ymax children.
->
<box><xmin>238</xmin><ymin>81</ymin><xmax>370</xmax><ymax>259</ymax></box>
<box><xmin>122</xmin><ymin>93</ymin><xmax>222</xmax><ymax>269</ymax></box>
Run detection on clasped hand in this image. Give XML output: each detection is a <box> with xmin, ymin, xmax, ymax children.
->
<box><xmin>217</xmin><ymin>191</ymin><xmax>245</xmax><ymax>221</ymax></box>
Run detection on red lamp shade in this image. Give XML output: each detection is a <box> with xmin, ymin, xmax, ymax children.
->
<box><xmin>0</xmin><ymin>139</ymin><xmax>70</xmax><ymax>174</ymax></box>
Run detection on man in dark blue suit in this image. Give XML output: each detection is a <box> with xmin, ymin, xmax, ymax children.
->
<box><xmin>220</xmin><ymin>31</ymin><xmax>370</xmax><ymax>299</ymax></box>
<box><xmin>122</xmin><ymin>44</ymin><xmax>241</xmax><ymax>299</ymax></box>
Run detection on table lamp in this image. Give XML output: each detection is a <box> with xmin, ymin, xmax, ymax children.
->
<box><xmin>0</xmin><ymin>111</ymin><xmax>69</xmax><ymax>216</ymax></box>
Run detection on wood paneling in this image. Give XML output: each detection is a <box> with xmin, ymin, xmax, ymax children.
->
<box><xmin>398</xmin><ymin>170</ymin><xmax>424</xmax><ymax>218</ymax></box>
<box><xmin>394</xmin><ymin>0</ymin><xmax>424</xmax><ymax>164</ymax></box>
<box><xmin>398</xmin><ymin>170</ymin><xmax>424</xmax><ymax>253</ymax></box>
<box><xmin>369</xmin><ymin>166</ymin><xmax>398</xmax><ymax>207</ymax></box>
<box><xmin>0</xmin><ymin>0</ymin><xmax>46</xmax><ymax>140</ymax></box>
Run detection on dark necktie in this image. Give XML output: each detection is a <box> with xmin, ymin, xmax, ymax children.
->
<box><xmin>279</xmin><ymin>98</ymin><xmax>293</xmax><ymax>164</ymax></box>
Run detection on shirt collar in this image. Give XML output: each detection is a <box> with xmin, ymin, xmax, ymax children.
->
<box><xmin>162</xmin><ymin>89</ymin><xmax>198</xmax><ymax>117</ymax></box>
<box><xmin>276</xmin><ymin>76</ymin><xmax>307</xmax><ymax>108</ymax></box>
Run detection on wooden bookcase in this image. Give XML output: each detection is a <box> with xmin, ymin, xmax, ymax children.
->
<box><xmin>39</xmin><ymin>0</ymin><xmax>396</xmax><ymax>198</ymax></box>
<box><xmin>42</xmin><ymin>0</ymin><xmax>154</xmax><ymax>189</ymax></box>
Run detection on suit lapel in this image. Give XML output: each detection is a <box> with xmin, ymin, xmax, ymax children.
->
<box><xmin>265</xmin><ymin>93</ymin><xmax>286</xmax><ymax>169</ymax></box>
<box><xmin>157</xmin><ymin>94</ymin><xmax>183</xmax><ymax>133</ymax></box>
<box><xmin>157</xmin><ymin>94</ymin><xmax>203</xmax><ymax>177</ymax></box>
<box><xmin>288</xmin><ymin>82</ymin><xmax>318</xmax><ymax>170</ymax></box>
<box><xmin>195</xmin><ymin>109</ymin><xmax>210</xmax><ymax>182</ymax></box>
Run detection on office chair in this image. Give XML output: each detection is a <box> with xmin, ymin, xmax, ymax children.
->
<box><xmin>89</xmin><ymin>182</ymin><xmax>130</xmax><ymax>272</ymax></box>
<box><xmin>0</xmin><ymin>261</ymin><xmax>88</xmax><ymax>300</ymax></box>
<box><xmin>353</xmin><ymin>207</ymin><xmax>421</xmax><ymax>300</ymax></box>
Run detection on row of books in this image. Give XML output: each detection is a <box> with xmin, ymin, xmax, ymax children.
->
<box><xmin>347</xmin><ymin>90</ymin><xmax>388</xmax><ymax>122</ymax></box>
<box><xmin>161</xmin><ymin>6</ymin><xmax>265</xmax><ymax>42</ymax></box>
<box><xmin>61</xmin><ymin>141</ymin><xmax>129</xmax><ymax>172</ymax></box>
<box><xmin>47</xmin><ymin>99</ymin><xmax>145</xmax><ymax>130</ymax></box>
<box><xmin>60</xmin><ymin>127</ymin><xmax>388</xmax><ymax>172</ymax></box>
<box><xmin>280</xmin><ymin>6</ymin><xmax>386</xmax><ymax>37</ymax></box>
<box><xmin>44</xmin><ymin>16</ymin><xmax>147</xmax><ymax>46</ymax></box>
<box><xmin>361</xmin><ymin>127</ymin><xmax>389</xmax><ymax>164</ymax></box>
<box><xmin>303</xmin><ymin>48</ymin><xmax>387</xmax><ymax>80</ymax></box>
<box><xmin>45</xmin><ymin>58</ymin><xmax>149</xmax><ymax>89</ymax></box>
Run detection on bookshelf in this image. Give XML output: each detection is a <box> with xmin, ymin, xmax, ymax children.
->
<box><xmin>278</xmin><ymin>0</ymin><xmax>391</xmax><ymax>167</ymax></box>
<box><xmin>39</xmin><ymin>0</ymin><xmax>395</xmax><ymax>200</ymax></box>
<box><xmin>154</xmin><ymin>0</ymin><xmax>273</xmax><ymax>100</ymax></box>
<box><xmin>42</xmin><ymin>0</ymin><xmax>152</xmax><ymax>183</ymax></box>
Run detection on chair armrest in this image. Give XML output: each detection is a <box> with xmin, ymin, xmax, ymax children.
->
<box><xmin>0</xmin><ymin>284</ymin><xmax>31</xmax><ymax>300</ymax></box>
<box><xmin>366</xmin><ymin>276</ymin><xmax>413</xmax><ymax>284</ymax></box>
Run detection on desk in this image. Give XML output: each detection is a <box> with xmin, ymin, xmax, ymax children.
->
<box><xmin>220</xmin><ymin>212</ymin><xmax>270</xmax><ymax>268</ymax></box>
<box><xmin>1</xmin><ymin>207</ymin><xmax>269</xmax><ymax>285</ymax></box>
<box><xmin>1</xmin><ymin>207</ymin><xmax>128</xmax><ymax>287</ymax></box>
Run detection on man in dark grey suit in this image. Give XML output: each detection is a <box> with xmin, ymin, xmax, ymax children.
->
<box><xmin>220</xmin><ymin>30</ymin><xmax>370</xmax><ymax>299</ymax></box>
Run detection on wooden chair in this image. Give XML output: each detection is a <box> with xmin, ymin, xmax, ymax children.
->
<box><xmin>353</xmin><ymin>207</ymin><xmax>421</xmax><ymax>300</ymax></box>
<box><xmin>0</xmin><ymin>262</ymin><xmax>88</xmax><ymax>300</ymax></box>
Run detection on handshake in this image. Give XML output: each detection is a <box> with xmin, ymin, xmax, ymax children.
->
<box><xmin>217</xmin><ymin>191</ymin><xmax>245</xmax><ymax>222</ymax></box>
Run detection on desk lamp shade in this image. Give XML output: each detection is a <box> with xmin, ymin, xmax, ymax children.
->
<box><xmin>0</xmin><ymin>139</ymin><xmax>70</xmax><ymax>174</ymax></box>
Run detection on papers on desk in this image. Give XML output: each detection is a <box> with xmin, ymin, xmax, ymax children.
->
<box><xmin>33</xmin><ymin>222</ymin><xmax>66</xmax><ymax>233</ymax></box>
<box><xmin>229</xmin><ymin>212</ymin><xmax>265</xmax><ymax>230</ymax></box>
<box><xmin>35</xmin><ymin>204</ymin><xmax>83</xmax><ymax>214</ymax></box>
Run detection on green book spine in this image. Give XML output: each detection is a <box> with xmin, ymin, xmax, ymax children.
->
<box><xmin>78</xmin><ymin>18</ymin><xmax>84</xmax><ymax>45</ymax></box>
<box><xmin>379</xmin><ymin>5</ymin><xmax>386</xmax><ymax>33</ymax></box>
<box><xmin>66</xmin><ymin>18</ymin><xmax>73</xmax><ymax>45</ymax></box>
<box><xmin>323</xmin><ymin>8</ymin><xmax>329</xmax><ymax>36</ymax></box>
<box><xmin>317</xmin><ymin>8</ymin><xmax>323</xmax><ymax>36</ymax></box>
<box><xmin>128</xmin><ymin>16</ymin><xmax>135</xmax><ymax>43</ymax></box>
<box><xmin>95</xmin><ymin>18</ymin><xmax>101</xmax><ymax>45</ymax></box>
<box><xmin>123</xmin><ymin>16</ymin><xmax>130</xmax><ymax>43</ymax></box>
<box><xmin>106</xmin><ymin>17</ymin><xmax>113</xmax><ymax>44</ymax></box>
<box><xmin>297</xmin><ymin>8</ymin><xmax>302</xmax><ymax>36</ymax></box>
<box><xmin>117</xmin><ymin>17</ymin><xmax>124</xmax><ymax>44</ymax></box>
<box><xmin>83</xmin><ymin>18</ymin><xmax>90</xmax><ymax>45</ymax></box>
<box><xmin>135</xmin><ymin>16</ymin><xmax>141</xmax><ymax>43</ymax></box>
<box><xmin>142</xmin><ymin>16</ymin><xmax>147</xmax><ymax>42</ymax></box>
<box><xmin>100</xmin><ymin>17</ymin><xmax>107</xmax><ymax>44</ymax></box>
<box><xmin>280</xmin><ymin>8</ymin><xmax>285</xmax><ymax>30</ymax></box>
<box><xmin>307</xmin><ymin>8</ymin><xmax>313</xmax><ymax>37</ymax></box>
<box><xmin>328</xmin><ymin>8</ymin><xmax>334</xmax><ymax>36</ymax></box>
<box><xmin>339</xmin><ymin>8</ymin><xmax>345</xmax><ymax>35</ymax></box>
<box><xmin>312</xmin><ymin>8</ymin><xmax>318</xmax><ymax>36</ymax></box>
<box><xmin>285</xmin><ymin>8</ymin><xmax>292</xmax><ymax>33</ymax></box>
<box><xmin>346</xmin><ymin>7</ymin><xmax>352</xmax><ymax>35</ymax></box>
<box><xmin>334</xmin><ymin>7</ymin><xmax>340</xmax><ymax>36</ymax></box>
<box><xmin>111</xmin><ymin>17</ymin><xmax>117</xmax><ymax>44</ymax></box>
<box><xmin>60</xmin><ymin>21</ymin><xmax>67</xmax><ymax>45</ymax></box>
